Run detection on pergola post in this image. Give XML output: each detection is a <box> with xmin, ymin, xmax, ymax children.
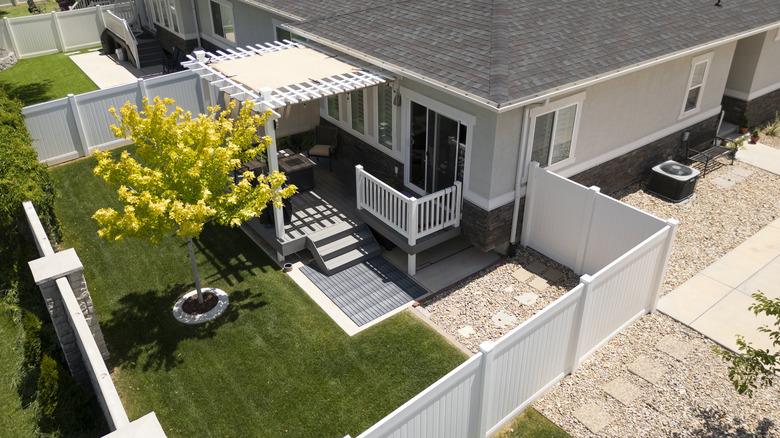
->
<box><xmin>257</xmin><ymin>95</ymin><xmax>285</xmax><ymax>263</ymax></box>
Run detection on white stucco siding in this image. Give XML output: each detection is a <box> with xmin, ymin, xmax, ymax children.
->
<box><xmin>549</xmin><ymin>42</ymin><xmax>735</xmax><ymax>178</ymax></box>
<box><xmin>196</xmin><ymin>0</ymin><xmax>285</xmax><ymax>49</ymax></box>
<box><xmin>751</xmin><ymin>28</ymin><xmax>780</xmax><ymax>94</ymax></box>
<box><xmin>725</xmin><ymin>33</ymin><xmax>763</xmax><ymax>94</ymax></box>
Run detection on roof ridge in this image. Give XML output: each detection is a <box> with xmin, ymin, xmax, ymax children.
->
<box><xmin>488</xmin><ymin>0</ymin><xmax>510</xmax><ymax>104</ymax></box>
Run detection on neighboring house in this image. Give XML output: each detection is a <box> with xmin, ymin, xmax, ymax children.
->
<box><xmin>130</xmin><ymin>0</ymin><xmax>780</xmax><ymax>255</ymax></box>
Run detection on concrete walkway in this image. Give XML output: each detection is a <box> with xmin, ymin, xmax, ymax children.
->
<box><xmin>658</xmin><ymin>218</ymin><xmax>780</xmax><ymax>352</ymax></box>
<box><xmin>658</xmin><ymin>142</ymin><xmax>780</xmax><ymax>352</ymax></box>
<box><xmin>68</xmin><ymin>51</ymin><xmax>163</xmax><ymax>89</ymax></box>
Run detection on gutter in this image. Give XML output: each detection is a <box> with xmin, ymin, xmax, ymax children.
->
<box><xmin>288</xmin><ymin>20</ymin><xmax>780</xmax><ymax>114</ymax></box>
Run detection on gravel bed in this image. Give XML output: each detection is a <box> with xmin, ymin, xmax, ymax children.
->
<box><xmin>760</xmin><ymin>134</ymin><xmax>780</xmax><ymax>149</ymax></box>
<box><xmin>423</xmin><ymin>247</ymin><xmax>579</xmax><ymax>353</ymax></box>
<box><xmin>535</xmin><ymin>312</ymin><xmax>780</xmax><ymax>437</ymax></box>
<box><xmin>421</xmin><ymin>158</ymin><xmax>780</xmax><ymax>436</ymax></box>
<box><xmin>614</xmin><ymin>159</ymin><xmax>780</xmax><ymax>297</ymax></box>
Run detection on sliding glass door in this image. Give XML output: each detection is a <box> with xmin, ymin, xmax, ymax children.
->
<box><xmin>409</xmin><ymin>101</ymin><xmax>466</xmax><ymax>194</ymax></box>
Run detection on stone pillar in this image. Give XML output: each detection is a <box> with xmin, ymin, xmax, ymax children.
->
<box><xmin>28</xmin><ymin>248</ymin><xmax>110</xmax><ymax>386</ymax></box>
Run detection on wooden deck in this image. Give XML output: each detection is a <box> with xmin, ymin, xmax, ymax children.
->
<box><xmin>245</xmin><ymin>161</ymin><xmax>363</xmax><ymax>256</ymax></box>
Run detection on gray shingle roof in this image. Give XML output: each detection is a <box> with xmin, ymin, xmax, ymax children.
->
<box><xmin>251</xmin><ymin>0</ymin><xmax>780</xmax><ymax>106</ymax></box>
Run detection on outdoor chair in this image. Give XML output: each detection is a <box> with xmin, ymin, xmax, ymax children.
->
<box><xmin>307</xmin><ymin>125</ymin><xmax>338</xmax><ymax>171</ymax></box>
<box><xmin>683</xmin><ymin>130</ymin><xmax>733</xmax><ymax>176</ymax></box>
<box><xmin>163</xmin><ymin>47</ymin><xmax>185</xmax><ymax>74</ymax></box>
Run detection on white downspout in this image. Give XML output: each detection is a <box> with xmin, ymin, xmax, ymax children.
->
<box><xmin>509</xmin><ymin>100</ymin><xmax>546</xmax><ymax>245</ymax></box>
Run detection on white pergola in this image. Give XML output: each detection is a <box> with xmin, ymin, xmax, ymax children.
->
<box><xmin>182</xmin><ymin>40</ymin><xmax>392</xmax><ymax>261</ymax></box>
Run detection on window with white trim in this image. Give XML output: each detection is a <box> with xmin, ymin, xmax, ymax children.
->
<box><xmin>349</xmin><ymin>89</ymin><xmax>365</xmax><ymax>134</ymax></box>
<box><xmin>149</xmin><ymin>0</ymin><xmax>179</xmax><ymax>32</ymax></box>
<box><xmin>210</xmin><ymin>0</ymin><xmax>235</xmax><ymax>43</ymax></box>
<box><xmin>527</xmin><ymin>93</ymin><xmax>584</xmax><ymax>170</ymax></box>
<box><xmin>376</xmin><ymin>84</ymin><xmax>393</xmax><ymax>149</ymax></box>
<box><xmin>680</xmin><ymin>53</ymin><xmax>712</xmax><ymax>117</ymax></box>
<box><xmin>326</xmin><ymin>95</ymin><xmax>339</xmax><ymax>120</ymax></box>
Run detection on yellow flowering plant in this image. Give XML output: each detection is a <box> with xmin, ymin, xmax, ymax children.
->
<box><xmin>93</xmin><ymin>97</ymin><xmax>296</xmax><ymax>304</ymax></box>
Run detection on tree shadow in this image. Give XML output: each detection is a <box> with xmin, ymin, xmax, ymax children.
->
<box><xmin>0</xmin><ymin>80</ymin><xmax>54</xmax><ymax>106</ymax></box>
<box><xmin>193</xmin><ymin>224</ymin><xmax>278</xmax><ymax>288</ymax></box>
<box><xmin>675</xmin><ymin>405</ymin><xmax>775</xmax><ymax>437</ymax></box>
<box><xmin>101</xmin><ymin>285</ymin><xmax>266</xmax><ymax>372</ymax></box>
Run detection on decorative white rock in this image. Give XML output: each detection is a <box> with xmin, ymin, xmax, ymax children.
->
<box><xmin>172</xmin><ymin>288</ymin><xmax>229</xmax><ymax>324</ymax></box>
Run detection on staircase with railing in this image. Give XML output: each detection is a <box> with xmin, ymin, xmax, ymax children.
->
<box><xmin>355</xmin><ymin>165</ymin><xmax>462</xmax><ymax>274</ymax></box>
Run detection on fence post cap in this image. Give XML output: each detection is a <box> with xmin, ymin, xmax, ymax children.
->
<box><xmin>478</xmin><ymin>341</ymin><xmax>494</xmax><ymax>354</ymax></box>
<box><xmin>580</xmin><ymin>273</ymin><xmax>594</xmax><ymax>284</ymax></box>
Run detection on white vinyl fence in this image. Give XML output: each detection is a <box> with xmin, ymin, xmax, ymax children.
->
<box><xmin>24</xmin><ymin>70</ymin><xmax>206</xmax><ymax>165</ymax></box>
<box><xmin>0</xmin><ymin>7</ymin><xmax>111</xmax><ymax>58</ymax></box>
<box><xmin>345</xmin><ymin>162</ymin><xmax>677</xmax><ymax>438</ymax></box>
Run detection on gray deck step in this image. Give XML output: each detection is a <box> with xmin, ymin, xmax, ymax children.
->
<box><xmin>323</xmin><ymin>243</ymin><xmax>382</xmax><ymax>274</ymax></box>
<box><xmin>305</xmin><ymin>222</ymin><xmax>381</xmax><ymax>275</ymax></box>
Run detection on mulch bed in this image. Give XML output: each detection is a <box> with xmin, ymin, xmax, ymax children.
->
<box><xmin>182</xmin><ymin>291</ymin><xmax>218</xmax><ymax>315</ymax></box>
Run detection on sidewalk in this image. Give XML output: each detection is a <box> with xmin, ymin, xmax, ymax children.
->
<box><xmin>658</xmin><ymin>218</ymin><xmax>780</xmax><ymax>352</ymax></box>
<box><xmin>68</xmin><ymin>51</ymin><xmax>163</xmax><ymax>89</ymax></box>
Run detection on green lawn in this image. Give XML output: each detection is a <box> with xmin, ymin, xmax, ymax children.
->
<box><xmin>494</xmin><ymin>408</ymin><xmax>571</xmax><ymax>438</ymax></box>
<box><xmin>49</xmin><ymin>148</ymin><xmax>468</xmax><ymax>437</ymax></box>
<box><xmin>0</xmin><ymin>314</ymin><xmax>38</xmax><ymax>438</ymax></box>
<box><xmin>0</xmin><ymin>1</ymin><xmax>59</xmax><ymax>18</ymax></box>
<box><xmin>0</xmin><ymin>49</ymin><xmax>99</xmax><ymax>106</ymax></box>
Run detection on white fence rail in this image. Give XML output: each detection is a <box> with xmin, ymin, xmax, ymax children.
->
<box><xmin>102</xmin><ymin>9</ymin><xmax>138</xmax><ymax>68</ymax></box>
<box><xmin>24</xmin><ymin>70</ymin><xmax>206</xmax><ymax>165</ymax></box>
<box><xmin>346</xmin><ymin>163</ymin><xmax>677</xmax><ymax>438</ymax></box>
<box><xmin>0</xmin><ymin>7</ymin><xmax>110</xmax><ymax>58</ymax></box>
<box><xmin>355</xmin><ymin>165</ymin><xmax>462</xmax><ymax>246</ymax></box>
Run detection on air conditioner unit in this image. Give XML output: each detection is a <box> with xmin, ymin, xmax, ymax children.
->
<box><xmin>647</xmin><ymin>160</ymin><xmax>700</xmax><ymax>202</ymax></box>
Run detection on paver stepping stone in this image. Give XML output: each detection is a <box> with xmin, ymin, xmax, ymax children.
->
<box><xmin>710</xmin><ymin>176</ymin><xmax>736</xmax><ymax>189</ymax></box>
<box><xmin>458</xmin><ymin>325</ymin><xmax>476</xmax><ymax>338</ymax></box>
<box><xmin>628</xmin><ymin>356</ymin><xmax>665</xmax><ymax>384</ymax></box>
<box><xmin>543</xmin><ymin>268</ymin><xmax>564</xmax><ymax>283</ymax></box>
<box><xmin>731</xmin><ymin>166</ymin><xmax>753</xmax><ymax>178</ymax></box>
<box><xmin>503</xmin><ymin>286</ymin><xmax>514</xmax><ymax>293</ymax></box>
<box><xmin>603</xmin><ymin>376</ymin><xmax>642</xmax><ymax>405</ymax></box>
<box><xmin>529</xmin><ymin>277</ymin><xmax>549</xmax><ymax>291</ymax></box>
<box><xmin>511</xmin><ymin>267</ymin><xmax>534</xmax><ymax>282</ymax></box>
<box><xmin>574</xmin><ymin>403</ymin><xmax>613</xmax><ymax>434</ymax></box>
<box><xmin>527</xmin><ymin>261</ymin><xmax>548</xmax><ymax>275</ymax></box>
<box><xmin>491</xmin><ymin>310</ymin><xmax>518</xmax><ymax>328</ymax></box>
<box><xmin>514</xmin><ymin>292</ymin><xmax>538</xmax><ymax>306</ymax></box>
<box><xmin>655</xmin><ymin>335</ymin><xmax>693</xmax><ymax>361</ymax></box>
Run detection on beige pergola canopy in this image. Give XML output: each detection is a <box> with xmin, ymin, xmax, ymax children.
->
<box><xmin>182</xmin><ymin>41</ymin><xmax>392</xmax><ymax>110</ymax></box>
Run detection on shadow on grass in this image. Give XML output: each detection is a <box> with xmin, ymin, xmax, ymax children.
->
<box><xmin>674</xmin><ymin>406</ymin><xmax>775</xmax><ymax>437</ymax></box>
<box><xmin>102</xmin><ymin>285</ymin><xmax>267</xmax><ymax>372</ymax></box>
<box><xmin>0</xmin><ymin>80</ymin><xmax>53</xmax><ymax>106</ymax></box>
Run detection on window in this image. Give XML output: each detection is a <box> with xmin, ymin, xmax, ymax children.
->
<box><xmin>349</xmin><ymin>90</ymin><xmax>365</xmax><ymax>134</ymax></box>
<box><xmin>275</xmin><ymin>26</ymin><xmax>307</xmax><ymax>42</ymax></box>
<box><xmin>527</xmin><ymin>92</ymin><xmax>584</xmax><ymax>169</ymax></box>
<box><xmin>680</xmin><ymin>53</ymin><xmax>712</xmax><ymax>117</ymax></box>
<box><xmin>149</xmin><ymin>0</ymin><xmax>179</xmax><ymax>32</ymax></box>
<box><xmin>531</xmin><ymin>104</ymin><xmax>577</xmax><ymax>167</ymax></box>
<box><xmin>326</xmin><ymin>95</ymin><xmax>339</xmax><ymax>120</ymax></box>
<box><xmin>377</xmin><ymin>84</ymin><xmax>393</xmax><ymax>149</ymax></box>
<box><xmin>211</xmin><ymin>0</ymin><xmax>235</xmax><ymax>43</ymax></box>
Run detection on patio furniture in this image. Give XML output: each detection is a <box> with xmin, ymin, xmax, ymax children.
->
<box><xmin>683</xmin><ymin>130</ymin><xmax>733</xmax><ymax>176</ymax></box>
<box><xmin>307</xmin><ymin>125</ymin><xmax>338</xmax><ymax>171</ymax></box>
<box><xmin>278</xmin><ymin>154</ymin><xmax>316</xmax><ymax>191</ymax></box>
<box><xmin>163</xmin><ymin>47</ymin><xmax>186</xmax><ymax>74</ymax></box>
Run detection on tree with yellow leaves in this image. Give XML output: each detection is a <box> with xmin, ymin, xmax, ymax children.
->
<box><xmin>93</xmin><ymin>97</ymin><xmax>296</xmax><ymax>307</ymax></box>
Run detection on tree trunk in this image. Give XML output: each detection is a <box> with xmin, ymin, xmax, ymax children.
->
<box><xmin>187</xmin><ymin>236</ymin><xmax>204</xmax><ymax>303</ymax></box>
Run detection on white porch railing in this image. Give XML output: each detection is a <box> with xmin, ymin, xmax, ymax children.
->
<box><xmin>102</xmin><ymin>9</ymin><xmax>139</xmax><ymax>69</ymax></box>
<box><xmin>355</xmin><ymin>165</ymin><xmax>462</xmax><ymax>274</ymax></box>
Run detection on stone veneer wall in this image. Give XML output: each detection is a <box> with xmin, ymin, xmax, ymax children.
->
<box><xmin>570</xmin><ymin>115</ymin><xmax>719</xmax><ymax>194</ymax></box>
<box><xmin>460</xmin><ymin>199</ymin><xmax>522</xmax><ymax>253</ymax></box>
<box><xmin>38</xmin><ymin>272</ymin><xmax>109</xmax><ymax>386</ymax></box>
<box><xmin>722</xmin><ymin>89</ymin><xmax>780</xmax><ymax>128</ymax></box>
<box><xmin>154</xmin><ymin>26</ymin><xmax>199</xmax><ymax>54</ymax></box>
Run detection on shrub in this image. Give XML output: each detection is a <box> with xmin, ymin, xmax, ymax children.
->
<box><xmin>22</xmin><ymin>311</ymin><xmax>42</xmax><ymax>369</ymax></box>
<box><xmin>37</xmin><ymin>354</ymin><xmax>58</xmax><ymax>426</ymax></box>
<box><xmin>0</xmin><ymin>88</ymin><xmax>60</xmax><ymax>285</ymax></box>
